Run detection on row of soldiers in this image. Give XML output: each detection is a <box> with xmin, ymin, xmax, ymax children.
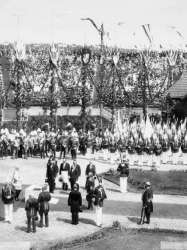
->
<box><xmin>1</xmin><ymin>126</ymin><xmax>187</xmax><ymax>161</ymax></box>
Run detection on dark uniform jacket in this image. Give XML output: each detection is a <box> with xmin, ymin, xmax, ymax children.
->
<box><xmin>154</xmin><ymin>143</ymin><xmax>162</xmax><ymax>156</ymax></box>
<box><xmin>142</xmin><ymin>188</ymin><xmax>153</xmax><ymax>213</ymax></box>
<box><xmin>181</xmin><ymin>139</ymin><xmax>187</xmax><ymax>153</ymax></box>
<box><xmin>171</xmin><ymin>140</ymin><xmax>180</xmax><ymax>153</ymax></box>
<box><xmin>38</xmin><ymin>191</ymin><xmax>51</xmax><ymax>213</ymax></box>
<box><xmin>117</xmin><ymin>163</ymin><xmax>129</xmax><ymax>177</ymax></box>
<box><xmin>85</xmin><ymin>177</ymin><xmax>95</xmax><ymax>193</ymax></box>
<box><xmin>59</xmin><ymin>162</ymin><xmax>70</xmax><ymax>175</ymax></box>
<box><xmin>68</xmin><ymin>190</ymin><xmax>82</xmax><ymax>212</ymax></box>
<box><xmin>94</xmin><ymin>185</ymin><xmax>107</xmax><ymax>207</ymax></box>
<box><xmin>69</xmin><ymin>164</ymin><xmax>81</xmax><ymax>181</ymax></box>
<box><xmin>85</xmin><ymin>164</ymin><xmax>96</xmax><ymax>176</ymax></box>
<box><xmin>2</xmin><ymin>184</ymin><xmax>15</xmax><ymax>204</ymax></box>
<box><xmin>25</xmin><ymin>197</ymin><xmax>38</xmax><ymax>218</ymax></box>
<box><xmin>46</xmin><ymin>162</ymin><xmax>59</xmax><ymax>181</ymax></box>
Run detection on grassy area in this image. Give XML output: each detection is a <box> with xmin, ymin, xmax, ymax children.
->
<box><xmin>33</xmin><ymin>226</ymin><xmax>187</xmax><ymax>250</ymax></box>
<box><xmin>103</xmin><ymin>169</ymin><xmax>187</xmax><ymax>195</ymax></box>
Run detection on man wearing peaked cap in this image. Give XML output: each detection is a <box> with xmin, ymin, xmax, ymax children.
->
<box><xmin>139</xmin><ymin>181</ymin><xmax>153</xmax><ymax>225</ymax></box>
<box><xmin>93</xmin><ymin>177</ymin><xmax>107</xmax><ymax>227</ymax></box>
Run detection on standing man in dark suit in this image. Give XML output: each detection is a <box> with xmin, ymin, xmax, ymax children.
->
<box><xmin>46</xmin><ymin>157</ymin><xmax>58</xmax><ymax>193</ymax></box>
<box><xmin>85</xmin><ymin>173</ymin><xmax>95</xmax><ymax>210</ymax></box>
<box><xmin>68</xmin><ymin>183</ymin><xmax>82</xmax><ymax>225</ymax></box>
<box><xmin>85</xmin><ymin>161</ymin><xmax>96</xmax><ymax>177</ymax></box>
<box><xmin>59</xmin><ymin>158</ymin><xmax>70</xmax><ymax>190</ymax></box>
<box><xmin>69</xmin><ymin>160</ymin><xmax>81</xmax><ymax>190</ymax></box>
<box><xmin>25</xmin><ymin>194</ymin><xmax>38</xmax><ymax>233</ymax></box>
<box><xmin>140</xmin><ymin>181</ymin><xmax>153</xmax><ymax>224</ymax></box>
<box><xmin>38</xmin><ymin>185</ymin><xmax>51</xmax><ymax>228</ymax></box>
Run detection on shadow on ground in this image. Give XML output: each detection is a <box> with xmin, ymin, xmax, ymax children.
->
<box><xmin>106</xmin><ymin>188</ymin><xmax>120</xmax><ymax>193</ymax></box>
<box><xmin>56</xmin><ymin>217</ymin><xmax>96</xmax><ymax>226</ymax></box>
<box><xmin>128</xmin><ymin>216</ymin><xmax>140</xmax><ymax>224</ymax></box>
<box><xmin>14</xmin><ymin>225</ymin><xmax>28</xmax><ymax>233</ymax></box>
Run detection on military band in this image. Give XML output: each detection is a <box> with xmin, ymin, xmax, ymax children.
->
<box><xmin>0</xmin><ymin>117</ymin><xmax>187</xmax><ymax>164</ymax></box>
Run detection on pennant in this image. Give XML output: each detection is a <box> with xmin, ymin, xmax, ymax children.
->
<box><xmin>167</xmin><ymin>50</ymin><xmax>178</xmax><ymax>67</ymax></box>
<box><xmin>142</xmin><ymin>24</ymin><xmax>152</xmax><ymax>44</ymax></box>
<box><xmin>13</xmin><ymin>41</ymin><xmax>26</xmax><ymax>61</ymax></box>
<box><xmin>50</xmin><ymin>43</ymin><xmax>60</xmax><ymax>66</ymax></box>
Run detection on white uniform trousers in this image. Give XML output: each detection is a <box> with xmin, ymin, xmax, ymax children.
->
<box><xmin>120</xmin><ymin>177</ymin><xmax>127</xmax><ymax>193</ymax></box>
<box><xmin>4</xmin><ymin>204</ymin><xmax>13</xmax><ymax>222</ymax></box>
<box><xmin>95</xmin><ymin>206</ymin><xmax>103</xmax><ymax>226</ymax></box>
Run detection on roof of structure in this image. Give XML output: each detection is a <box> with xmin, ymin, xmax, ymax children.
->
<box><xmin>168</xmin><ymin>66</ymin><xmax>187</xmax><ymax>99</ymax></box>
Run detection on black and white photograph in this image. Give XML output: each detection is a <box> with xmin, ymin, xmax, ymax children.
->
<box><xmin>0</xmin><ymin>0</ymin><xmax>187</xmax><ymax>249</ymax></box>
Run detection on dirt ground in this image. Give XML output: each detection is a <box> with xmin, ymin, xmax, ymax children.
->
<box><xmin>0</xmin><ymin>156</ymin><xmax>187</xmax><ymax>250</ymax></box>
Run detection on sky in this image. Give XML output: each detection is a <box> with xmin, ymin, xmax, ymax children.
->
<box><xmin>0</xmin><ymin>0</ymin><xmax>186</xmax><ymax>49</ymax></box>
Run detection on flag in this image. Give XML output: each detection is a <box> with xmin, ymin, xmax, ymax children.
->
<box><xmin>144</xmin><ymin>116</ymin><xmax>153</xmax><ymax>139</ymax></box>
<box><xmin>167</xmin><ymin>50</ymin><xmax>178</xmax><ymax>67</ymax></box>
<box><xmin>14</xmin><ymin>41</ymin><xmax>26</xmax><ymax>61</ymax></box>
<box><xmin>50</xmin><ymin>43</ymin><xmax>60</xmax><ymax>66</ymax></box>
<box><xmin>142</xmin><ymin>24</ymin><xmax>152</xmax><ymax>44</ymax></box>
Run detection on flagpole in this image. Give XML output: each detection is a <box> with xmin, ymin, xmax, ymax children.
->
<box><xmin>81</xmin><ymin>18</ymin><xmax>105</xmax><ymax>134</ymax></box>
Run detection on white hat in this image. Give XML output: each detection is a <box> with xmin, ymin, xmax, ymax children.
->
<box><xmin>145</xmin><ymin>181</ymin><xmax>151</xmax><ymax>186</ymax></box>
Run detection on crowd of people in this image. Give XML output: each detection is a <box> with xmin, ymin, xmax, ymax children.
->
<box><xmin>1</xmin><ymin>115</ymin><xmax>187</xmax><ymax>162</ymax></box>
<box><xmin>1</xmin><ymin>153</ymin><xmax>154</xmax><ymax>233</ymax></box>
<box><xmin>45</xmin><ymin>157</ymin><xmax>107</xmax><ymax>229</ymax></box>
<box><xmin>1</xmin><ymin>158</ymin><xmax>109</xmax><ymax>233</ymax></box>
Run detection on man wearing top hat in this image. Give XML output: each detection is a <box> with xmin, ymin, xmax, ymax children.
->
<box><xmin>46</xmin><ymin>157</ymin><xmax>58</xmax><ymax>193</ymax></box>
<box><xmin>68</xmin><ymin>183</ymin><xmax>82</xmax><ymax>225</ymax></box>
<box><xmin>59</xmin><ymin>158</ymin><xmax>70</xmax><ymax>191</ymax></box>
<box><xmin>69</xmin><ymin>160</ymin><xmax>81</xmax><ymax>190</ymax></box>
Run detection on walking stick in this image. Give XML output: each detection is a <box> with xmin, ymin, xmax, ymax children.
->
<box><xmin>139</xmin><ymin>206</ymin><xmax>145</xmax><ymax>224</ymax></box>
